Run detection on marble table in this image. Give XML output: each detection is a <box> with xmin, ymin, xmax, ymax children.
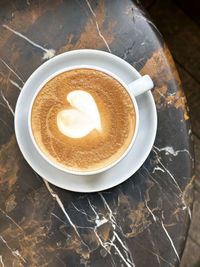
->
<box><xmin>0</xmin><ymin>0</ymin><xmax>194</xmax><ymax>266</ymax></box>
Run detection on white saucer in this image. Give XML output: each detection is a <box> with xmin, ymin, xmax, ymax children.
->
<box><xmin>14</xmin><ymin>50</ymin><xmax>157</xmax><ymax>192</ymax></box>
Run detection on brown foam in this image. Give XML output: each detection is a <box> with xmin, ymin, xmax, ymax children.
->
<box><xmin>31</xmin><ymin>68</ymin><xmax>136</xmax><ymax>172</ymax></box>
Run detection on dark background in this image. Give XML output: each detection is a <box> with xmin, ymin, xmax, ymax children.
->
<box><xmin>140</xmin><ymin>0</ymin><xmax>200</xmax><ymax>266</ymax></box>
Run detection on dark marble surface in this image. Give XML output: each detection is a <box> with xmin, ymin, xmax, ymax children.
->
<box><xmin>0</xmin><ymin>0</ymin><xmax>194</xmax><ymax>266</ymax></box>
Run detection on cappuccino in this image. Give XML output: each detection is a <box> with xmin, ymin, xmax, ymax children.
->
<box><xmin>31</xmin><ymin>68</ymin><xmax>136</xmax><ymax>172</ymax></box>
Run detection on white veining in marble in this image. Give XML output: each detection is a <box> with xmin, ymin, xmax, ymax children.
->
<box><xmin>10</xmin><ymin>80</ymin><xmax>22</xmax><ymax>90</ymax></box>
<box><xmin>122</xmin><ymin>40</ymin><xmax>136</xmax><ymax>60</ymax></box>
<box><xmin>141</xmin><ymin>166</ymin><xmax>174</xmax><ymax>207</ymax></box>
<box><xmin>98</xmin><ymin>193</ymin><xmax>118</xmax><ymax>228</ymax></box>
<box><xmin>70</xmin><ymin>202</ymin><xmax>109</xmax><ymax>260</ymax></box>
<box><xmin>154</xmin><ymin>145</ymin><xmax>192</xmax><ymax>159</ymax></box>
<box><xmin>142</xmin><ymin>166</ymin><xmax>161</xmax><ymax>187</ymax></box>
<box><xmin>113</xmin><ymin>232</ymin><xmax>130</xmax><ymax>254</ymax></box>
<box><xmin>88</xmin><ymin>199</ymin><xmax>108</xmax><ymax>227</ymax></box>
<box><xmin>93</xmin><ymin>228</ymin><xmax>112</xmax><ymax>254</ymax></box>
<box><xmin>1</xmin><ymin>58</ymin><xmax>24</xmax><ymax>84</ymax></box>
<box><xmin>87</xmin><ymin>198</ymin><xmax>114</xmax><ymax>259</ymax></box>
<box><xmin>113</xmin><ymin>231</ymin><xmax>135</xmax><ymax>266</ymax></box>
<box><xmin>2</xmin><ymin>24</ymin><xmax>55</xmax><ymax>60</ymax></box>
<box><xmin>87</xmin><ymin>196</ymin><xmax>135</xmax><ymax>266</ymax></box>
<box><xmin>187</xmin><ymin>207</ymin><xmax>192</xmax><ymax>219</ymax></box>
<box><xmin>0</xmin><ymin>235</ymin><xmax>26</xmax><ymax>263</ymax></box>
<box><xmin>130</xmin><ymin>7</ymin><xmax>160</xmax><ymax>33</ymax></box>
<box><xmin>98</xmin><ymin>194</ymin><xmax>135</xmax><ymax>266</ymax></box>
<box><xmin>182</xmin><ymin>199</ymin><xmax>192</xmax><ymax>220</ymax></box>
<box><xmin>13</xmin><ymin>250</ymin><xmax>26</xmax><ymax>263</ymax></box>
<box><xmin>145</xmin><ymin>19</ymin><xmax>160</xmax><ymax>33</ymax></box>
<box><xmin>90</xmin><ymin>199</ymin><xmax>134</xmax><ymax>266</ymax></box>
<box><xmin>43</xmin><ymin>180</ymin><xmax>81</xmax><ymax>238</ymax></box>
<box><xmin>160</xmin><ymin>220</ymin><xmax>180</xmax><ymax>262</ymax></box>
<box><xmin>0</xmin><ymin>255</ymin><xmax>5</xmax><ymax>267</ymax></box>
<box><xmin>107</xmin><ymin>240</ymin><xmax>133</xmax><ymax>267</ymax></box>
<box><xmin>147</xmin><ymin>228</ymin><xmax>161</xmax><ymax>266</ymax></box>
<box><xmin>0</xmin><ymin>90</ymin><xmax>14</xmax><ymax>116</ymax></box>
<box><xmin>0</xmin><ymin>209</ymin><xmax>24</xmax><ymax>233</ymax></box>
<box><xmin>152</xmin><ymin>166</ymin><xmax>165</xmax><ymax>173</ymax></box>
<box><xmin>0</xmin><ymin>256</ymin><xmax>5</xmax><ymax>267</ymax></box>
<box><xmin>0</xmin><ymin>71</ymin><xmax>22</xmax><ymax>91</ymax></box>
<box><xmin>153</xmin><ymin>146</ymin><xmax>193</xmax><ymax>218</ymax></box>
<box><xmin>51</xmin><ymin>212</ymin><xmax>66</xmax><ymax>225</ymax></box>
<box><xmin>136</xmin><ymin>7</ymin><xmax>160</xmax><ymax>33</ymax></box>
<box><xmin>85</xmin><ymin>0</ymin><xmax>111</xmax><ymax>53</ymax></box>
<box><xmin>72</xmin><ymin>202</ymin><xmax>93</xmax><ymax>221</ymax></box>
<box><xmin>157</xmin><ymin>90</ymin><xmax>165</xmax><ymax>98</ymax></box>
<box><xmin>144</xmin><ymin>199</ymin><xmax>157</xmax><ymax>222</ymax></box>
<box><xmin>43</xmin><ymin>180</ymin><xmax>91</xmax><ymax>252</ymax></box>
<box><xmin>87</xmin><ymin>201</ymin><xmax>115</xmax><ymax>262</ymax></box>
<box><xmin>152</xmin><ymin>147</ymin><xmax>182</xmax><ymax>193</ymax></box>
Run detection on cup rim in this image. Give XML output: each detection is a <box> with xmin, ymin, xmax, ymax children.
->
<box><xmin>28</xmin><ymin>64</ymin><xmax>139</xmax><ymax>175</ymax></box>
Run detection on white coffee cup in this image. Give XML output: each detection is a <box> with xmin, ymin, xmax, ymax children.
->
<box><xmin>28</xmin><ymin>63</ymin><xmax>153</xmax><ymax>176</ymax></box>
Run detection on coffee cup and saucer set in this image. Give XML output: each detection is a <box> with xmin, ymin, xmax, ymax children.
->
<box><xmin>14</xmin><ymin>50</ymin><xmax>157</xmax><ymax>193</ymax></box>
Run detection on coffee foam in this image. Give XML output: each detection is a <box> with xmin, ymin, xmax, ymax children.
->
<box><xmin>31</xmin><ymin>69</ymin><xmax>136</xmax><ymax>172</ymax></box>
<box><xmin>57</xmin><ymin>90</ymin><xmax>101</xmax><ymax>138</ymax></box>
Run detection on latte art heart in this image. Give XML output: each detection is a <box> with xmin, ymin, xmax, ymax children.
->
<box><xmin>57</xmin><ymin>90</ymin><xmax>101</xmax><ymax>138</ymax></box>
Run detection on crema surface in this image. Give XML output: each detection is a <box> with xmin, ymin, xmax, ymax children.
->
<box><xmin>31</xmin><ymin>69</ymin><xmax>136</xmax><ymax>172</ymax></box>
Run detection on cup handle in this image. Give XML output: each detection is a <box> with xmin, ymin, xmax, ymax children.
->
<box><xmin>128</xmin><ymin>75</ymin><xmax>154</xmax><ymax>97</ymax></box>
